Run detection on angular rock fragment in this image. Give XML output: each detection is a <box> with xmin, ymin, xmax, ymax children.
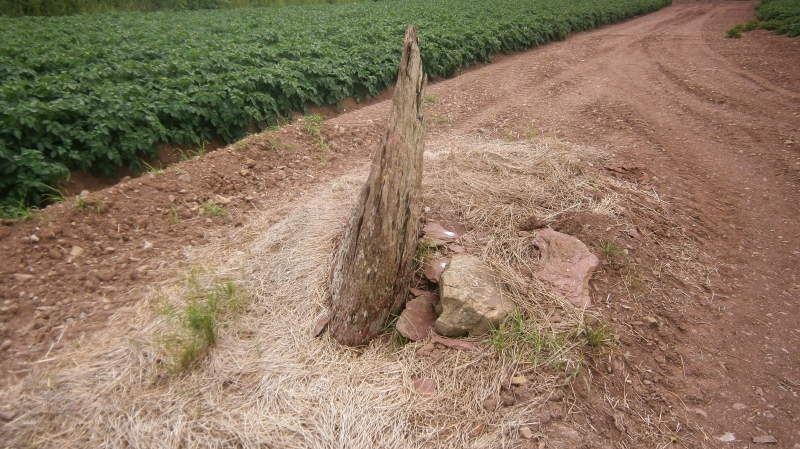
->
<box><xmin>396</xmin><ymin>293</ymin><xmax>439</xmax><ymax>341</ymax></box>
<box><xmin>423</xmin><ymin>257</ymin><xmax>450</xmax><ymax>283</ymax></box>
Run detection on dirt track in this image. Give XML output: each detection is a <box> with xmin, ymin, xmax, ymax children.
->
<box><xmin>1</xmin><ymin>0</ymin><xmax>799</xmax><ymax>446</ymax></box>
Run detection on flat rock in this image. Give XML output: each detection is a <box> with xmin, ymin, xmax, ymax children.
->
<box><xmin>396</xmin><ymin>293</ymin><xmax>439</xmax><ymax>341</ymax></box>
<box><xmin>413</xmin><ymin>378</ymin><xmax>437</xmax><ymax>397</ymax></box>
<box><xmin>422</xmin><ymin>222</ymin><xmax>457</xmax><ymax>243</ymax></box>
<box><xmin>752</xmin><ymin>435</ymin><xmax>778</xmax><ymax>444</ymax></box>
<box><xmin>532</xmin><ymin>229</ymin><xmax>599</xmax><ymax>308</ymax></box>
<box><xmin>434</xmin><ymin>255</ymin><xmax>515</xmax><ymax>337</ymax></box>
<box><xmin>519</xmin><ymin>426</ymin><xmax>534</xmax><ymax>440</ymax></box>
<box><xmin>431</xmin><ymin>334</ymin><xmax>477</xmax><ymax>351</ymax></box>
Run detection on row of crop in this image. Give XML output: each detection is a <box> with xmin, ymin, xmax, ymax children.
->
<box><xmin>0</xmin><ymin>0</ymin><xmax>672</xmax><ymax>212</ymax></box>
<box><xmin>0</xmin><ymin>0</ymin><xmax>365</xmax><ymax>18</ymax></box>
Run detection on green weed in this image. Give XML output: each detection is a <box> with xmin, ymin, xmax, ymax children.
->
<box><xmin>166</xmin><ymin>206</ymin><xmax>180</xmax><ymax>223</ymax></box>
<box><xmin>424</xmin><ymin>95</ymin><xmax>438</xmax><ymax>104</ymax></box>
<box><xmin>203</xmin><ymin>202</ymin><xmax>227</xmax><ymax>218</ymax></box>
<box><xmin>433</xmin><ymin>115</ymin><xmax>452</xmax><ymax>125</ymax></box>
<box><xmin>72</xmin><ymin>195</ymin><xmax>104</xmax><ymax>213</ymax></box>
<box><xmin>141</xmin><ymin>160</ymin><xmax>165</xmax><ymax>177</ymax></box>
<box><xmin>578</xmin><ymin>316</ymin><xmax>613</xmax><ymax>348</ymax></box>
<box><xmin>487</xmin><ymin>311</ymin><xmax>568</xmax><ymax>369</ymax></box>
<box><xmin>0</xmin><ymin>197</ymin><xmax>39</xmax><ymax>220</ymax></box>
<box><xmin>177</xmin><ymin>141</ymin><xmax>207</xmax><ymax>161</ymax></box>
<box><xmin>414</xmin><ymin>239</ymin><xmax>438</xmax><ymax>273</ymax></box>
<box><xmin>597</xmin><ymin>238</ymin><xmax>625</xmax><ymax>260</ymax></box>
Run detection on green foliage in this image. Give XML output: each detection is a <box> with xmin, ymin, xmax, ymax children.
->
<box><xmin>727</xmin><ymin>25</ymin><xmax>743</xmax><ymax>38</ymax></box>
<box><xmin>1</xmin><ymin>0</ymin><xmax>673</xmax><ymax>210</ymax></box>
<box><xmin>0</xmin><ymin>0</ymin><xmax>367</xmax><ymax>17</ymax></box>
<box><xmin>157</xmin><ymin>271</ymin><xmax>247</xmax><ymax>373</ymax></box>
<box><xmin>757</xmin><ymin>0</ymin><xmax>800</xmax><ymax>37</ymax></box>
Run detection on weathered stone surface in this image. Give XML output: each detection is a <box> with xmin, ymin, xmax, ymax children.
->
<box><xmin>532</xmin><ymin>229</ymin><xmax>599</xmax><ymax>308</ymax></box>
<box><xmin>396</xmin><ymin>293</ymin><xmax>439</xmax><ymax>341</ymax></box>
<box><xmin>328</xmin><ymin>26</ymin><xmax>427</xmax><ymax>346</ymax></box>
<box><xmin>434</xmin><ymin>255</ymin><xmax>515</xmax><ymax>337</ymax></box>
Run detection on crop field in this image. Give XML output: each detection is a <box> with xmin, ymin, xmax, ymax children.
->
<box><xmin>757</xmin><ymin>0</ymin><xmax>800</xmax><ymax>37</ymax></box>
<box><xmin>0</xmin><ymin>0</ymin><xmax>671</xmax><ymax>212</ymax></box>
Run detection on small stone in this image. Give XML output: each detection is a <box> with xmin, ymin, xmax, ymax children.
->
<box><xmin>70</xmin><ymin>245</ymin><xmax>84</xmax><ymax>257</ymax></box>
<box><xmin>168</xmin><ymin>195</ymin><xmax>175</xmax><ymax>203</ymax></box>
<box><xmin>78</xmin><ymin>312</ymin><xmax>87</xmax><ymax>319</ymax></box>
<box><xmin>0</xmin><ymin>410</ymin><xmax>17</xmax><ymax>422</ymax></box>
<box><xmin>732</xmin><ymin>403</ymin><xmax>746</xmax><ymax>410</ymax></box>
<box><xmin>79</xmin><ymin>190</ymin><xmax>90</xmax><ymax>198</ymax></box>
<box><xmin>752</xmin><ymin>435</ymin><xmax>778</xmax><ymax>444</ymax></box>
<box><xmin>312</xmin><ymin>312</ymin><xmax>329</xmax><ymax>337</ymax></box>
<box><xmin>519</xmin><ymin>426</ymin><xmax>534</xmax><ymax>440</ymax></box>
<box><xmin>716</xmin><ymin>432</ymin><xmax>736</xmax><ymax>443</ymax></box>
<box><xmin>643</xmin><ymin>316</ymin><xmax>659</xmax><ymax>327</ymax></box>
<box><xmin>178</xmin><ymin>173</ymin><xmax>192</xmax><ymax>183</ymax></box>
<box><xmin>510</xmin><ymin>376</ymin><xmax>528</xmax><ymax>386</ymax></box>
<box><xmin>103</xmin><ymin>247</ymin><xmax>116</xmax><ymax>254</ymax></box>
<box><xmin>482</xmin><ymin>398</ymin><xmax>498</xmax><ymax>412</ymax></box>
<box><xmin>239</xmin><ymin>169</ymin><xmax>251</xmax><ymax>177</ymax></box>
<box><xmin>0</xmin><ymin>340</ymin><xmax>11</xmax><ymax>351</ymax></box>
<box><xmin>29</xmin><ymin>234</ymin><xmax>40</xmax><ymax>243</ymax></box>
<box><xmin>413</xmin><ymin>378</ymin><xmax>437</xmax><ymax>397</ymax></box>
<box><xmin>143</xmin><ymin>241</ymin><xmax>154</xmax><ymax>250</ymax></box>
<box><xmin>12</xmin><ymin>273</ymin><xmax>34</xmax><ymax>282</ymax></box>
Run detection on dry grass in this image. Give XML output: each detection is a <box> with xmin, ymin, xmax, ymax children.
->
<box><xmin>0</xmin><ymin>137</ymin><xmax>707</xmax><ymax>448</ymax></box>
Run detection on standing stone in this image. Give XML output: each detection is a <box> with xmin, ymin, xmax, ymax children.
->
<box><xmin>328</xmin><ymin>26</ymin><xmax>427</xmax><ymax>346</ymax></box>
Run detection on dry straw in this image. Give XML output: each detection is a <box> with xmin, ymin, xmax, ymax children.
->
<box><xmin>1</xmin><ymin>137</ymin><xmax>706</xmax><ymax>448</ymax></box>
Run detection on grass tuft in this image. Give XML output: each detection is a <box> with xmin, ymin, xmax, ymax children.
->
<box><xmin>156</xmin><ymin>269</ymin><xmax>247</xmax><ymax>373</ymax></box>
<box><xmin>203</xmin><ymin>202</ymin><xmax>227</xmax><ymax>218</ymax></box>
